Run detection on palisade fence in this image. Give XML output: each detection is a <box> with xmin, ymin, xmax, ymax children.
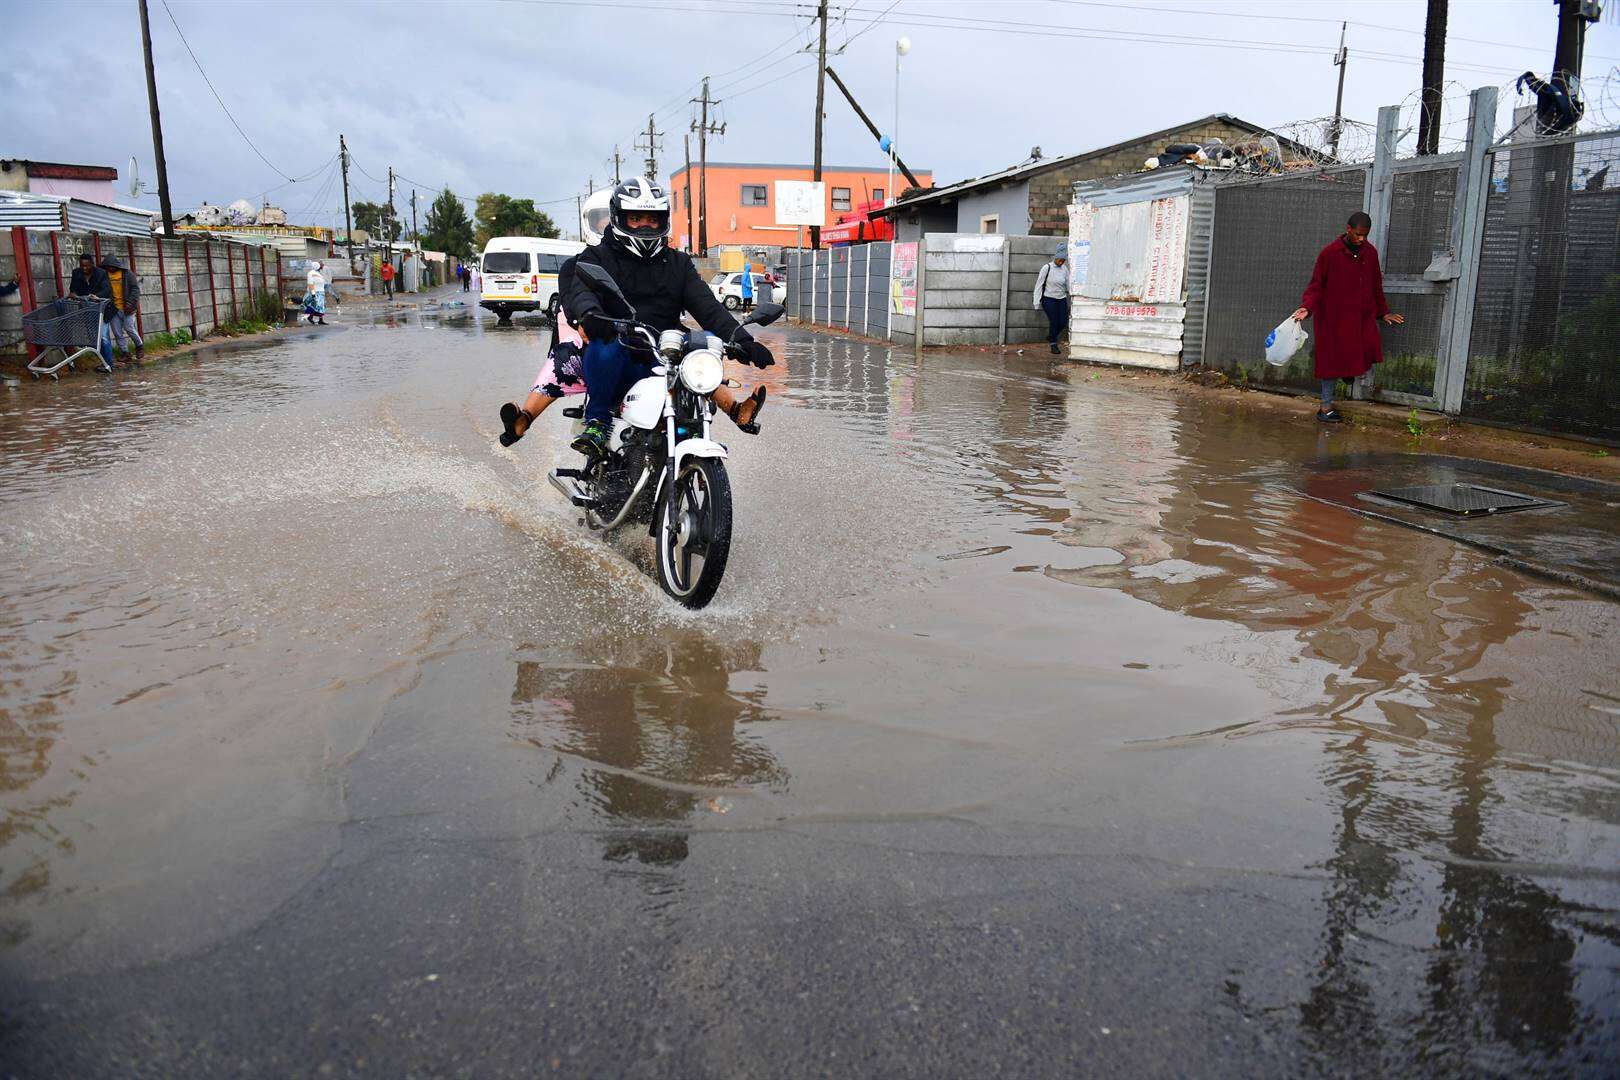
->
<box><xmin>1</xmin><ymin>227</ymin><xmax>305</xmax><ymax>359</ymax></box>
<box><xmin>1198</xmin><ymin>85</ymin><xmax>1620</xmax><ymax>443</ymax></box>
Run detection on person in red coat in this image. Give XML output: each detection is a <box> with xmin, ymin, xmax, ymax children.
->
<box><xmin>1291</xmin><ymin>211</ymin><xmax>1404</xmax><ymax>423</ymax></box>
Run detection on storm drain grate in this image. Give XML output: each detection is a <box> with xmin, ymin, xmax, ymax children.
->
<box><xmin>1367</xmin><ymin>483</ymin><xmax>1559</xmax><ymax>516</ymax></box>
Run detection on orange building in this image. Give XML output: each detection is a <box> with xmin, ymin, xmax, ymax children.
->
<box><xmin>667</xmin><ymin>161</ymin><xmax>932</xmax><ymax>251</ymax></box>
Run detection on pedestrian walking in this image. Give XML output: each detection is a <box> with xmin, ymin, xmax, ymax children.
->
<box><xmin>99</xmin><ymin>253</ymin><xmax>144</xmax><ymax>361</ymax></box>
<box><xmin>304</xmin><ymin>260</ymin><xmax>328</xmax><ymax>325</ymax></box>
<box><xmin>68</xmin><ymin>252</ymin><xmax>115</xmax><ymax>370</ymax></box>
<box><xmin>740</xmin><ymin>260</ymin><xmax>755</xmax><ymax>312</ymax></box>
<box><xmin>1292</xmin><ymin>211</ymin><xmax>1405</xmax><ymax>423</ymax></box>
<box><xmin>1034</xmin><ymin>243</ymin><xmax>1070</xmax><ymax>355</ymax></box>
<box><xmin>459</xmin><ymin>262</ymin><xmax>470</xmax><ymax>292</ymax></box>
<box><xmin>380</xmin><ymin>258</ymin><xmax>396</xmax><ymax>298</ymax></box>
<box><xmin>469</xmin><ymin>262</ymin><xmax>481</xmax><ymax>294</ymax></box>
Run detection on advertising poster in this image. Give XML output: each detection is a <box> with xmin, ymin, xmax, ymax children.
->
<box><xmin>890</xmin><ymin>241</ymin><xmax>918</xmax><ymax>316</ymax></box>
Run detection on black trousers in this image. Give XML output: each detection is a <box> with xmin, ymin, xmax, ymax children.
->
<box><xmin>1041</xmin><ymin>296</ymin><xmax>1069</xmax><ymax>344</ymax></box>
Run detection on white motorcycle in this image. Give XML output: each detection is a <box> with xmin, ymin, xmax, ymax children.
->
<box><xmin>548</xmin><ymin>262</ymin><xmax>783</xmax><ymax>608</ymax></box>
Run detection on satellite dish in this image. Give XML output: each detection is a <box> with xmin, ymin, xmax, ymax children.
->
<box><xmin>127</xmin><ymin>157</ymin><xmax>145</xmax><ymax>198</ymax></box>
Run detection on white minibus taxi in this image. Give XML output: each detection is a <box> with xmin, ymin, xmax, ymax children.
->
<box><xmin>478</xmin><ymin>236</ymin><xmax>586</xmax><ymax>323</ymax></box>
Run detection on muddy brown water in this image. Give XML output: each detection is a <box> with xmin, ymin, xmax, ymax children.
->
<box><xmin>1</xmin><ymin>307</ymin><xmax>1617</xmax><ymax>1075</ymax></box>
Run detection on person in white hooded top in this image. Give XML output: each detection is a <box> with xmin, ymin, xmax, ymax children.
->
<box><xmin>304</xmin><ymin>261</ymin><xmax>328</xmax><ymax>325</ymax></box>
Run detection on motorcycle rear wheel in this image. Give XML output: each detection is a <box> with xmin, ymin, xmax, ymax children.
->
<box><xmin>655</xmin><ymin>458</ymin><xmax>732</xmax><ymax>608</ymax></box>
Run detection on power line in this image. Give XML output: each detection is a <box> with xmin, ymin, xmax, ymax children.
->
<box><xmin>158</xmin><ymin>0</ymin><xmax>304</xmax><ymax>181</ymax></box>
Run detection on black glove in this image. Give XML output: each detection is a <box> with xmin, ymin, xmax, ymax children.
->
<box><xmin>581</xmin><ymin>311</ymin><xmax>619</xmax><ymax>343</ymax></box>
<box><xmin>737</xmin><ymin>336</ymin><xmax>775</xmax><ymax>369</ymax></box>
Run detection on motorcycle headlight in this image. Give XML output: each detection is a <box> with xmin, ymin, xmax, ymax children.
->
<box><xmin>679</xmin><ymin>349</ymin><xmax>724</xmax><ymax>395</ymax></box>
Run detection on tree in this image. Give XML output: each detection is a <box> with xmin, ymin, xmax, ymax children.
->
<box><xmin>352</xmin><ymin>200</ymin><xmax>401</xmax><ymax>241</ymax></box>
<box><xmin>474</xmin><ymin>192</ymin><xmax>560</xmax><ymax>248</ymax></box>
<box><xmin>423</xmin><ymin>188</ymin><xmax>475</xmax><ymax>260</ymax></box>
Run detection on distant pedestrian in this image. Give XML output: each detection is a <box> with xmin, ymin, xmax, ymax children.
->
<box><xmin>304</xmin><ymin>260</ymin><xmax>328</xmax><ymax>324</ymax></box>
<box><xmin>459</xmin><ymin>262</ymin><xmax>470</xmax><ymax>291</ymax></box>
<box><xmin>469</xmin><ymin>262</ymin><xmax>481</xmax><ymax>294</ymax></box>
<box><xmin>740</xmin><ymin>261</ymin><xmax>755</xmax><ymax>312</ymax></box>
<box><xmin>380</xmin><ymin>258</ymin><xmax>395</xmax><ymax>299</ymax></box>
<box><xmin>68</xmin><ymin>252</ymin><xmax>115</xmax><ymax>370</ymax></box>
<box><xmin>99</xmin><ymin>253</ymin><xmax>144</xmax><ymax>361</ymax></box>
<box><xmin>1034</xmin><ymin>243</ymin><xmax>1070</xmax><ymax>355</ymax></box>
<box><xmin>1293</xmin><ymin>211</ymin><xmax>1405</xmax><ymax>423</ymax></box>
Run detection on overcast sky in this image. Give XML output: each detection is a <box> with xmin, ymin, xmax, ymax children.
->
<box><xmin>5</xmin><ymin>0</ymin><xmax>1617</xmax><ymax>231</ymax></box>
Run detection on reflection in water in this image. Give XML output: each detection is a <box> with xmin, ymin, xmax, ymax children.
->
<box><xmin>509</xmin><ymin>634</ymin><xmax>787</xmax><ymax>869</ymax></box>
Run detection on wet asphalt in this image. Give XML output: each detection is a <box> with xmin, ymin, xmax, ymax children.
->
<box><xmin>1</xmin><ymin>296</ymin><xmax>1616</xmax><ymax>1077</ymax></box>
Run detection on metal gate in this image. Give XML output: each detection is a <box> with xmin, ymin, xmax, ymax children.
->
<box><xmin>1358</xmin><ymin>91</ymin><xmax>1494</xmax><ymax>410</ymax></box>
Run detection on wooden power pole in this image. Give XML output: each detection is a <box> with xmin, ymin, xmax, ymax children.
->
<box><xmin>691</xmin><ymin>77</ymin><xmax>724</xmax><ymax>257</ymax></box>
<box><xmin>810</xmin><ymin>0</ymin><xmax>829</xmax><ymax>249</ymax></box>
<box><xmin>1416</xmin><ymin>0</ymin><xmax>1448</xmax><ymax>155</ymax></box>
<box><xmin>637</xmin><ymin>113</ymin><xmax>662</xmax><ymax>183</ymax></box>
<box><xmin>137</xmin><ymin>0</ymin><xmax>175</xmax><ymax>234</ymax></box>
<box><xmin>683</xmin><ymin>133</ymin><xmax>696</xmax><ymax>251</ymax></box>
<box><xmin>1329</xmin><ymin>22</ymin><xmax>1349</xmax><ymax>159</ymax></box>
<box><xmin>339</xmin><ymin>134</ymin><xmax>355</xmax><ymax>261</ymax></box>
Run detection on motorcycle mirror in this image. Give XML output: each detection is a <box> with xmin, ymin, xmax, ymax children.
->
<box><xmin>744</xmin><ymin>302</ymin><xmax>785</xmax><ymax>328</ymax></box>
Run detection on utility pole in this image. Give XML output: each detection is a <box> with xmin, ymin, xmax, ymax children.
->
<box><xmin>637</xmin><ymin>113</ymin><xmax>663</xmax><ymax>183</ymax></box>
<box><xmin>386</xmin><ymin>166</ymin><xmax>396</xmax><ymax>266</ymax></box>
<box><xmin>810</xmin><ymin>0</ymin><xmax>829</xmax><ymax>249</ymax></box>
<box><xmin>137</xmin><ymin>0</ymin><xmax>175</xmax><ymax>234</ymax></box>
<box><xmin>1416</xmin><ymin>0</ymin><xmax>1448</xmax><ymax>155</ymax></box>
<box><xmin>576</xmin><ymin>192</ymin><xmax>583</xmax><ymax>241</ymax></box>
<box><xmin>410</xmin><ymin>189</ymin><xmax>419</xmax><ymax>244</ymax></box>
<box><xmin>1329</xmin><ymin>22</ymin><xmax>1349</xmax><ymax>159</ymax></box>
<box><xmin>339</xmin><ymin>134</ymin><xmax>355</xmax><ymax>262</ymax></box>
<box><xmin>683</xmin><ymin>133</ymin><xmax>696</xmax><ymax>252</ymax></box>
<box><xmin>613</xmin><ymin>145</ymin><xmax>622</xmax><ymax>184</ymax></box>
<box><xmin>691</xmin><ymin>76</ymin><xmax>725</xmax><ymax>257</ymax></box>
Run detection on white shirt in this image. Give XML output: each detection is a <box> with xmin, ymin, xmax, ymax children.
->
<box><xmin>306</xmin><ymin>268</ymin><xmax>326</xmax><ymax>294</ymax></box>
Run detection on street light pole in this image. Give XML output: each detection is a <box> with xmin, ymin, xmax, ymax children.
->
<box><xmin>890</xmin><ymin>36</ymin><xmax>911</xmax><ymax>207</ymax></box>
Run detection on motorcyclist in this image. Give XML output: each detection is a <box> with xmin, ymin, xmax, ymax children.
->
<box><xmin>560</xmin><ymin>177</ymin><xmax>774</xmax><ymax>459</ymax></box>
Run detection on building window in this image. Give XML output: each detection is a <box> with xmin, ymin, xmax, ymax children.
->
<box><xmin>831</xmin><ymin>187</ymin><xmax>852</xmax><ymax>212</ymax></box>
<box><xmin>980</xmin><ymin>214</ymin><xmax>999</xmax><ymax>234</ymax></box>
<box><xmin>671</xmin><ymin>191</ymin><xmax>679</xmax><ymax>211</ymax></box>
<box><xmin>741</xmin><ymin>185</ymin><xmax>768</xmax><ymax>206</ymax></box>
<box><xmin>872</xmin><ymin>187</ymin><xmax>885</xmax><ymax>204</ymax></box>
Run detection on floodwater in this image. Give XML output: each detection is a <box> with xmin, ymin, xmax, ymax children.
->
<box><xmin>2</xmin><ymin>298</ymin><xmax>1617</xmax><ymax>1076</ymax></box>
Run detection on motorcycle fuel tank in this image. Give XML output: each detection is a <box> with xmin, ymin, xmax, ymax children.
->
<box><xmin>620</xmin><ymin>375</ymin><xmax>667</xmax><ymax>430</ymax></box>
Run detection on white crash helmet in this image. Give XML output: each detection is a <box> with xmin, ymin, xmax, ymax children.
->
<box><xmin>580</xmin><ymin>188</ymin><xmax>613</xmax><ymax>246</ymax></box>
<box><xmin>607</xmin><ymin>177</ymin><xmax>670</xmax><ymax>259</ymax></box>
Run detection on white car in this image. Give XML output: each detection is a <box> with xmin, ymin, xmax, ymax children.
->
<box><xmin>709</xmin><ymin>271</ymin><xmax>786</xmax><ymax>310</ymax></box>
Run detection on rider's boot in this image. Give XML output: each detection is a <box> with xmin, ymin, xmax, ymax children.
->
<box><xmin>570</xmin><ymin>418</ymin><xmax>611</xmax><ymax>459</ymax></box>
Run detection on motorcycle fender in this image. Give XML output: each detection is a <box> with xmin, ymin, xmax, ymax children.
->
<box><xmin>653</xmin><ymin>438</ymin><xmax>729</xmax><ymax>506</ymax></box>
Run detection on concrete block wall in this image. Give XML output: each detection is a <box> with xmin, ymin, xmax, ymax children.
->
<box><xmin>1026</xmin><ymin>119</ymin><xmax>1261</xmax><ymax>235</ymax></box>
<box><xmin>3</xmin><ymin>228</ymin><xmax>284</xmax><ymax>357</ymax></box>
<box><xmin>1005</xmin><ymin>236</ymin><xmax>1056</xmax><ymax>344</ymax></box>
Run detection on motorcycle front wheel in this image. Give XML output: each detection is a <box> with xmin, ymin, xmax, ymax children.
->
<box><xmin>655</xmin><ymin>458</ymin><xmax>732</xmax><ymax>608</ymax></box>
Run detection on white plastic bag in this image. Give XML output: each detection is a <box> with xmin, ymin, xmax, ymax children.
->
<box><xmin>1264</xmin><ymin>316</ymin><xmax>1308</xmax><ymax>367</ymax></box>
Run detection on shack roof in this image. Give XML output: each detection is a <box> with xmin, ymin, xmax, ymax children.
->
<box><xmin>871</xmin><ymin>114</ymin><xmax>1313</xmax><ymax>218</ymax></box>
<box><xmin>1</xmin><ymin>159</ymin><xmax>119</xmax><ymax>181</ymax></box>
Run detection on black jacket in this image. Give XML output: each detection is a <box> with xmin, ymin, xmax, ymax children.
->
<box><xmin>560</xmin><ymin>238</ymin><xmax>744</xmax><ymax>342</ymax></box>
<box><xmin>70</xmin><ymin>265</ymin><xmax>112</xmax><ymax>309</ymax></box>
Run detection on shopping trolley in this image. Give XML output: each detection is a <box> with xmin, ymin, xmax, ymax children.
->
<box><xmin>23</xmin><ymin>297</ymin><xmax>108</xmax><ymax>379</ymax></box>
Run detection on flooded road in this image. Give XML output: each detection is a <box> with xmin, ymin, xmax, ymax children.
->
<box><xmin>2</xmin><ymin>302</ymin><xmax>1617</xmax><ymax>1076</ymax></box>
